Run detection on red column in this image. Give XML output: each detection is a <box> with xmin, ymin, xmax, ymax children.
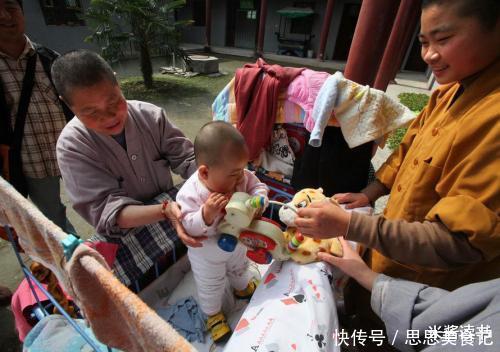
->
<box><xmin>374</xmin><ymin>0</ymin><xmax>421</xmax><ymax>90</ymax></box>
<box><xmin>344</xmin><ymin>0</ymin><xmax>400</xmax><ymax>86</ymax></box>
<box><xmin>204</xmin><ymin>0</ymin><xmax>212</xmax><ymax>50</ymax></box>
<box><xmin>317</xmin><ymin>0</ymin><xmax>335</xmax><ymax>61</ymax></box>
<box><xmin>256</xmin><ymin>0</ymin><xmax>269</xmax><ymax>56</ymax></box>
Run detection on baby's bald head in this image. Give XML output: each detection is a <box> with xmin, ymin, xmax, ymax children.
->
<box><xmin>194</xmin><ymin>121</ymin><xmax>248</xmax><ymax>167</ymax></box>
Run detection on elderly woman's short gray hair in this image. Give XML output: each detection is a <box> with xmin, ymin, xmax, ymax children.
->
<box><xmin>51</xmin><ymin>50</ymin><xmax>118</xmax><ymax>104</ymax></box>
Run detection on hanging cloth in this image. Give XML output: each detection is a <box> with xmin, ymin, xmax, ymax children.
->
<box><xmin>234</xmin><ymin>58</ymin><xmax>303</xmax><ymax>159</ymax></box>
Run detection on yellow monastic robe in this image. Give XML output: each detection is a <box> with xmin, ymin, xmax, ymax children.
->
<box><xmin>372</xmin><ymin>60</ymin><xmax>500</xmax><ymax>290</ymax></box>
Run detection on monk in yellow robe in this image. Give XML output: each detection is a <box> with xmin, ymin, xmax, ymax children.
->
<box><xmin>295</xmin><ymin>0</ymin><xmax>499</xmax><ymax>309</ymax></box>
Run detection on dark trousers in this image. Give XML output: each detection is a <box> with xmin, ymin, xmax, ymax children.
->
<box><xmin>292</xmin><ymin>127</ymin><xmax>373</xmax><ymax>197</ymax></box>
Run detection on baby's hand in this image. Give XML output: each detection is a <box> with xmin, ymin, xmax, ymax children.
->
<box><xmin>333</xmin><ymin>192</ymin><xmax>370</xmax><ymax>209</ymax></box>
<box><xmin>261</xmin><ymin>195</ymin><xmax>269</xmax><ymax>209</ymax></box>
<box><xmin>249</xmin><ymin>195</ymin><xmax>269</xmax><ymax>218</ymax></box>
<box><xmin>202</xmin><ymin>193</ymin><xmax>229</xmax><ymax>225</ymax></box>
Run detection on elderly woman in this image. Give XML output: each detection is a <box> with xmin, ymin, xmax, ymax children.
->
<box><xmin>52</xmin><ymin>50</ymin><xmax>204</xmax><ymax>288</ymax></box>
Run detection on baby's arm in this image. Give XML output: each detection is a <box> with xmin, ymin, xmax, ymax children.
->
<box><xmin>176</xmin><ymin>189</ymin><xmax>221</xmax><ymax>238</ymax></box>
<box><xmin>243</xmin><ymin>170</ymin><xmax>269</xmax><ymax>216</ymax></box>
<box><xmin>244</xmin><ymin>169</ymin><xmax>268</xmax><ymax>198</ymax></box>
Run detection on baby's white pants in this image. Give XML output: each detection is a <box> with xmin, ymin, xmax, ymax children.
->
<box><xmin>188</xmin><ymin>238</ymin><xmax>252</xmax><ymax>316</ymax></box>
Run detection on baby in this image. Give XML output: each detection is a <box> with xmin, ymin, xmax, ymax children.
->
<box><xmin>176</xmin><ymin>121</ymin><xmax>268</xmax><ymax>343</ymax></box>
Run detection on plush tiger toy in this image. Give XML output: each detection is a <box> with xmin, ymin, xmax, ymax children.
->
<box><xmin>279</xmin><ymin>188</ymin><xmax>343</xmax><ymax>264</ymax></box>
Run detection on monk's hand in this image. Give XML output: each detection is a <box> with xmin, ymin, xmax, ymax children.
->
<box><xmin>318</xmin><ymin>237</ymin><xmax>378</xmax><ymax>291</ymax></box>
<box><xmin>333</xmin><ymin>192</ymin><xmax>370</xmax><ymax>209</ymax></box>
<box><xmin>294</xmin><ymin>200</ymin><xmax>351</xmax><ymax>239</ymax></box>
<box><xmin>169</xmin><ymin>202</ymin><xmax>207</xmax><ymax>248</ymax></box>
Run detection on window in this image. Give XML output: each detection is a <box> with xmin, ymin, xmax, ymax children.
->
<box><xmin>246</xmin><ymin>10</ymin><xmax>257</xmax><ymax>20</ymax></box>
<box><xmin>38</xmin><ymin>0</ymin><xmax>85</xmax><ymax>26</ymax></box>
<box><xmin>192</xmin><ymin>0</ymin><xmax>206</xmax><ymax>26</ymax></box>
<box><xmin>290</xmin><ymin>1</ymin><xmax>315</xmax><ymax>35</ymax></box>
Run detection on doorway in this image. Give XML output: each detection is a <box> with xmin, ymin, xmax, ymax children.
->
<box><xmin>225</xmin><ymin>0</ymin><xmax>237</xmax><ymax>47</ymax></box>
<box><xmin>226</xmin><ymin>0</ymin><xmax>260</xmax><ymax>49</ymax></box>
<box><xmin>332</xmin><ymin>3</ymin><xmax>361</xmax><ymax>61</ymax></box>
<box><xmin>402</xmin><ymin>27</ymin><xmax>428</xmax><ymax>73</ymax></box>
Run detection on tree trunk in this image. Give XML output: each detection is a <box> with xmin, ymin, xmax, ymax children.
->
<box><xmin>140</xmin><ymin>42</ymin><xmax>153</xmax><ymax>89</ymax></box>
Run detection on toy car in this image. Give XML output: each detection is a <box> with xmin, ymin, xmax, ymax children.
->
<box><xmin>217</xmin><ymin>192</ymin><xmax>289</xmax><ymax>264</ymax></box>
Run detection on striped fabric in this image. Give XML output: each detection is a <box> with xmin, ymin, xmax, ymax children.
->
<box><xmin>212</xmin><ymin>77</ymin><xmax>337</xmax><ymax>125</ymax></box>
<box><xmin>90</xmin><ymin>188</ymin><xmax>185</xmax><ymax>286</ymax></box>
<box><xmin>0</xmin><ymin>37</ymin><xmax>67</xmax><ymax>178</ymax></box>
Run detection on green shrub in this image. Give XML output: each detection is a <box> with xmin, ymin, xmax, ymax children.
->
<box><xmin>387</xmin><ymin>93</ymin><xmax>430</xmax><ymax>150</ymax></box>
<box><xmin>397</xmin><ymin>92</ymin><xmax>429</xmax><ymax>112</ymax></box>
<box><xmin>387</xmin><ymin>127</ymin><xmax>408</xmax><ymax>150</ymax></box>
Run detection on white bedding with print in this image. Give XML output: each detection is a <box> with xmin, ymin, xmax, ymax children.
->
<box><xmin>224</xmin><ymin>260</ymin><xmax>340</xmax><ymax>352</ymax></box>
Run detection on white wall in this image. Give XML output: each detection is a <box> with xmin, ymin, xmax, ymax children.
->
<box><xmin>24</xmin><ymin>0</ymin><xmax>98</xmax><ymax>54</ymax></box>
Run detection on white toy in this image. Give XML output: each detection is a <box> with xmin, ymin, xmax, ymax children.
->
<box><xmin>217</xmin><ymin>188</ymin><xmax>343</xmax><ymax>265</ymax></box>
<box><xmin>217</xmin><ymin>192</ymin><xmax>289</xmax><ymax>264</ymax></box>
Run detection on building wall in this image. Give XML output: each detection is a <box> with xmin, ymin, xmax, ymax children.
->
<box><xmin>177</xmin><ymin>1</ymin><xmax>205</xmax><ymax>45</ymax></box>
<box><xmin>179</xmin><ymin>0</ymin><xmax>362</xmax><ymax>61</ymax></box>
<box><xmin>22</xmin><ymin>0</ymin><xmax>393</xmax><ymax>64</ymax></box>
<box><xmin>211</xmin><ymin>2</ymin><xmax>228</xmax><ymax>47</ymax></box>
<box><xmin>179</xmin><ymin>0</ymin><xmax>229</xmax><ymax>47</ymax></box>
<box><xmin>24</xmin><ymin>0</ymin><xmax>98</xmax><ymax>54</ymax></box>
<box><xmin>178</xmin><ymin>23</ymin><xmax>205</xmax><ymax>45</ymax></box>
